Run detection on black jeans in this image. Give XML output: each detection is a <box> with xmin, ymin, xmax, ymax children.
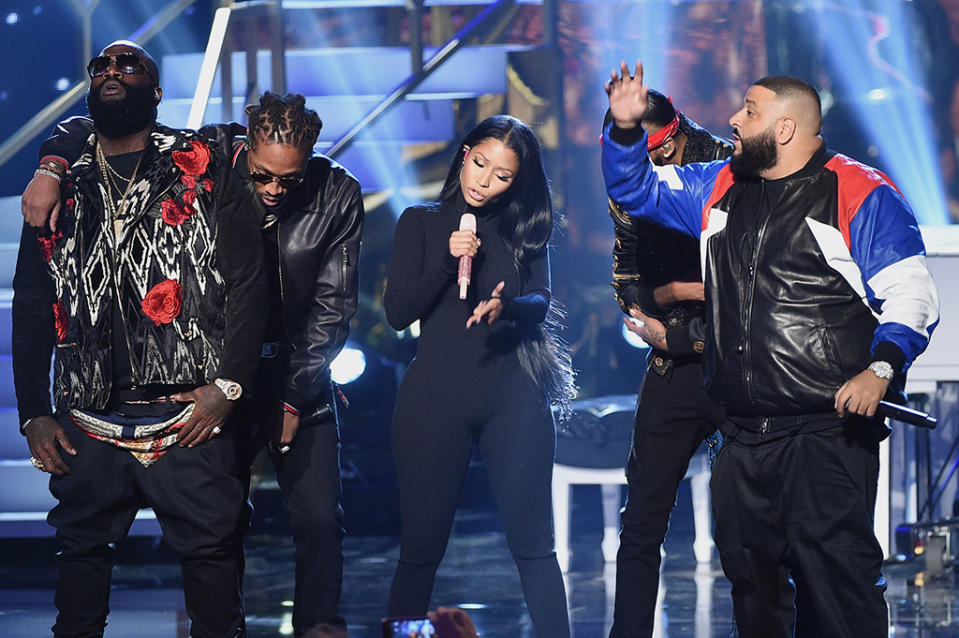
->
<box><xmin>609</xmin><ymin>360</ymin><xmax>721</xmax><ymax>638</ymax></box>
<box><xmin>237</xmin><ymin>373</ymin><xmax>345</xmax><ymax>636</ymax></box>
<box><xmin>711</xmin><ymin>419</ymin><xmax>888</xmax><ymax>638</ymax></box>
<box><xmin>48</xmin><ymin>415</ymin><xmax>245</xmax><ymax>638</ymax></box>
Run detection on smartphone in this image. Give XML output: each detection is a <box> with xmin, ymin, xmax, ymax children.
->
<box><xmin>381</xmin><ymin>616</ymin><xmax>437</xmax><ymax>637</ymax></box>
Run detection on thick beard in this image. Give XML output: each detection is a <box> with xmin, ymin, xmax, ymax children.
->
<box><xmin>86</xmin><ymin>81</ymin><xmax>157</xmax><ymax>139</ymax></box>
<box><xmin>729</xmin><ymin>127</ymin><xmax>778</xmax><ymax>177</ymax></box>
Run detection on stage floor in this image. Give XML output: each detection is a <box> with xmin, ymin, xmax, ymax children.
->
<box><xmin>0</xmin><ymin>480</ymin><xmax>954</xmax><ymax>637</ymax></box>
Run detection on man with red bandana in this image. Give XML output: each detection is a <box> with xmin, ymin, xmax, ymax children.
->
<box><xmin>12</xmin><ymin>41</ymin><xmax>266</xmax><ymax>637</ymax></box>
<box><xmin>604</xmin><ymin>89</ymin><xmax>732</xmax><ymax>638</ymax></box>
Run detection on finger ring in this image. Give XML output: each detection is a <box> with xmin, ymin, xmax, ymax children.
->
<box><xmin>30</xmin><ymin>456</ymin><xmax>45</xmax><ymax>471</ymax></box>
<box><xmin>211</xmin><ymin>426</ymin><xmax>222</xmax><ymax>435</ymax></box>
<box><xmin>278</xmin><ymin>444</ymin><xmax>291</xmax><ymax>455</ymax></box>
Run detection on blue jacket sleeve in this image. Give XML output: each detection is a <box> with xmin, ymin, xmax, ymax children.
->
<box><xmin>601</xmin><ymin>123</ymin><xmax>726</xmax><ymax>240</ymax></box>
<box><xmin>848</xmin><ymin>185</ymin><xmax>939</xmax><ymax>372</ymax></box>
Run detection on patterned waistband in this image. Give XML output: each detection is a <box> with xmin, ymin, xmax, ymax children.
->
<box><xmin>70</xmin><ymin>404</ymin><xmax>195</xmax><ymax>467</ymax></box>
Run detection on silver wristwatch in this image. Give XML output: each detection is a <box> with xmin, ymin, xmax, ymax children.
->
<box><xmin>214</xmin><ymin>378</ymin><xmax>243</xmax><ymax>400</ymax></box>
<box><xmin>867</xmin><ymin>361</ymin><xmax>894</xmax><ymax>381</ymax></box>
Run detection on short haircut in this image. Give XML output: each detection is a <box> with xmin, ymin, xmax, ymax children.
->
<box><xmin>245</xmin><ymin>92</ymin><xmax>323</xmax><ymax>151</ymax></box>
<box><xmin>753</xmin><ymin>75</ymin><xmax>822</xmax><ymax>133</ymax></box>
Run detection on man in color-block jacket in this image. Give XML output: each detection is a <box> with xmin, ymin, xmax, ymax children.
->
<box><xmin>602</xmin><ymin>61</ymin><xmax>939</xmax><ymax>638</ymax></box>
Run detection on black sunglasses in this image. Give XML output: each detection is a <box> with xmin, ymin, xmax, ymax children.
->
<box><xmin>87</xmin><ymin>53</ymin><xmax>155</xmax><ymax>82</ymax></box>
<box><xmin>248</xmin><ymin>170</ymin><xmax>305</xmax><ymax>189</ymax></box>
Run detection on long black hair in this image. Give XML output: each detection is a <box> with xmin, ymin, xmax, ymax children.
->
<box><xmin>438</xmin><ymin>115</ymin><xmax>576</xmax><ymax>413</ymax></box>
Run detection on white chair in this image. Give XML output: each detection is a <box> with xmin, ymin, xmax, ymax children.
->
<box><xmin>552</xmin><ymin>394</ymin><xmax>713</xmax><ymax>572</ymax></box>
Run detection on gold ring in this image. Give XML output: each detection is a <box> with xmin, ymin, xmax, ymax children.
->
<box><xmin>30</xmin><ymin>456</ymin><xmax>45</xmax><ymax>471</ymax></box>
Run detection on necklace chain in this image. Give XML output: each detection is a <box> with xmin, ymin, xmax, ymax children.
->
<box><xmin>95</xmin><ymin>142</ymin><xmax>144</xmax><ymax>236</ymax></box>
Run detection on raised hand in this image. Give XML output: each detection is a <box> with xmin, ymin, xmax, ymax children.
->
<box><xmin>605</xmin><ymin>60</ymin><xmax>649</xmax><ymax>130</ymax></box>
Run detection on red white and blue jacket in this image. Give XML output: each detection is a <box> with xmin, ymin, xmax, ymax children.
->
<box><xmin>602</xmin><ymin>124</ymin><xmax>939</xmax><ymax>417</ymax></box>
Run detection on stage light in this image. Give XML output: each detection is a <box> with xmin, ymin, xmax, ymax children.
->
<box><xmin>802</xmin><ymin>1</ymin><xmax>948</xmax><ymax>225</ymax></box>
<box><xmin>55</xmin><ymin>78</ymin><xmax>70</xmax><ymax>92</ymax></box>
<box><xmin>621</xmin><ymin>320</ymin><xmax>650</xmax><ymax>350</ymax></box>
<box><xmin>5</xmin><ymin>13</ymin><xmax>18</xmax><ymax>25</ymax></box>
<box><xmin>330</xmin><ymin>342</ymin><xmax>367</xmax><ymax>385</ymax></box>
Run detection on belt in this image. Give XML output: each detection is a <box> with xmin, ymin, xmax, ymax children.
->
<box><xmin>724</xmin><ymin>412</ymin><xmax>842</xmax><ymax>441</ymax></box>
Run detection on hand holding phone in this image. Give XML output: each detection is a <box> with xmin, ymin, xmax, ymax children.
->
<box><xmin>381</xmin><ymin>616</ymin><xmax>436</xmax><ymax>637</ymax></box>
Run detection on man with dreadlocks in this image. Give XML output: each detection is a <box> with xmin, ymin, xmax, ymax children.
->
<box><xmin>23</xmin><ymin>91</ymin><xmax>364</xmax><ymax>637</ymax></box>
<box><xmin>603</xmin><ymin>89</ymin><xmax>731</xmax><ymax>638</ymax></box>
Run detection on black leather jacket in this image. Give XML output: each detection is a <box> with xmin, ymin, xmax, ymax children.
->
<box><xmin>35</xmin><ymin>118</ymin><xmax>364</xmax><ymax>413</ymax></box>
<box><xmin>219</xmin><ymin>129</ymin><xmax>364</xmax><ymax>410</ymax></box>
<box><xmin>609</xmin><ymin>120</ymin><xmax>732</xmax><ymax>375</ymax></box>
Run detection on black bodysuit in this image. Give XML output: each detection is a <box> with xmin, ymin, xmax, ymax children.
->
<box><xmin>384</xmin><ymin>194</ymin><xmax>569</xmax><ymax>637</ymax></box>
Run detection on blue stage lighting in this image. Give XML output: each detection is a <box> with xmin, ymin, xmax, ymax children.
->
<box><xmin>621</xmin><ymin>320</ymin><xmax>650</xmax><ymax>350</ymax></box>
<box><xmin>55</xmin><ymin>77</ymin><xmax>70</xmax><ymax>92</ymax></box>
<box><xmin>802</xmin><ymin>1</ymin><xmax>948</xmax><ymax>225</ymax></box>
<box><xmin>331</xmin><ymin>342</ymin><xmax>367</xmax><ymax>385</ymax></box>
<box><xmin>5</xmin><ymin>12</ymin><xmax>18</xmax><ymax>26</ymax></box>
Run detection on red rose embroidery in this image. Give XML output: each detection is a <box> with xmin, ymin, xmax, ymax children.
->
<box><xmin>160</xmin><ymin>198</ymin><xmax>193</xmax><ymax>226</ymax></box>
<box><xmin>180</xmin><ymin>175</ymin><xmax>197</xmax><ymax>189</ymax></box>
<box><xmin>199</xmin><ymin>179</ymin><xmax>214</xmax><ymax>192</ymax></box>
<box><xmin>37</xmin><ymin>231</ymin><xmax>63</xmax><ymax>262</ymax></box>
<box><xmin>182</xmin><ymin>189</ymin><xmax>197</xmax><ymax>207</ymax></box>
<box><xmin>65</xmin><ymin>198</ymin><xmax>75</xmax><ymax>211</ymax></box>
<box><xmin>52</xmin><ymin>300</ymin><xmax>68</xmax><ymax>341</ymax></box>
<box><xmin>172</xmin><ymin>140</ymin><xmax>211</xmax><ymax>176</ymax></box>
<box><xmin>141</xmin><ymin>279</ymin><xmax>182</xmax><ymax>326</ymax></box>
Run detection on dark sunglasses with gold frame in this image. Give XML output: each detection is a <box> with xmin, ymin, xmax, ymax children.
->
<box><xmin>87</xmin><ymin>53</ymin><xmax>156</xmax><ymax>84</ymax></box>
<box><xmin>248</xmin><ymin>170</ymin><xmax>306</xmax><ymax>189</ymax></box>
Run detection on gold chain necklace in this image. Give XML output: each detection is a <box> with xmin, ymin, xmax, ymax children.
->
<box><xmin>95</xmin><ymin>142</ymin><xmax>144</xmax><ymax>236</ymax></box>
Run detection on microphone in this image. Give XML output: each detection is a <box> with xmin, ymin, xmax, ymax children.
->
<box><xmin>878</xmin><ymin>400</ymin><xmax>937</xmax><ymax>429</ymax></box>
<box><xmin>458</xmin><ymin>213</ymin><xmax>476</xmax><ymax>300</ymax></box>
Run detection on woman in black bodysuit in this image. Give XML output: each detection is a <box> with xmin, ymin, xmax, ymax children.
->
<box><xmin>384</xmin><ymin>115</ymin><xmax>574</xmax><ymax>636</ymax></box>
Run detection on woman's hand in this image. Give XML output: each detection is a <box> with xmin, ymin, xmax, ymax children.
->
<box><xmin>449</xmin><ymin>229</ymin><xmax>480</xmax><ymax>259</ymax></box>
<box><xmin>467</xmin><ymin>281</ymin><xmax>505</xmax><ymax>327</ymax></box>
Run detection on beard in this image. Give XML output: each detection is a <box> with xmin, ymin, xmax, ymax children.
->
<box><xmin>86</xmin><ymin>80</ymin><xmax>157</xmax><ymax>139</ymax></box>
<box><xmin>729</xmin><ymin>126</ymin><xmax>778</xmax><ymax>177</ymax></box>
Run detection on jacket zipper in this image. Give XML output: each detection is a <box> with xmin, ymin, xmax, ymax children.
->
<box><xmin>741</xmin><ymin>180</ymin><xmax>772</xmax><ymax>406</ymax></box>
<box><xmin>341</xmin><ymin>244</ymin><xmax>349</xmax><ymax>292</ymax></box>
<box><xmin>760</xmin><ymin>417</ymin><xmax>769</xmax><ymax>439</ymax></box>
<box><xmin>277</xmin><ymin>223</ymin><xmax>294</xmax><ymax>349</ymax></box>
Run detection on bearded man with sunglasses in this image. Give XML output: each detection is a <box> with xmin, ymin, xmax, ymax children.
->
<box><xmin>23</xmin><ymin>90</ymin><xmax>364</xmax><ymax>637</ymax></box>
<box><xmin>13</xmin><ymin>41</ymin><xmax>266</xmax><ymax>638</ymax></box>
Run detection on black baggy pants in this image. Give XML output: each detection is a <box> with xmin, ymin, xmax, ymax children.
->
<box><xmin>711</xmin><ymin>418</ymin><xmax>889</xmax><ymax>638</ymax></box>
<box><xmin>48</xmin><ymin>414</ymin><xmax>245</xmax><ymax>638</ymax></box>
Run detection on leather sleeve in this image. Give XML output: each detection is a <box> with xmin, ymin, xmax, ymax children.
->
<box><xmin>211</xmin><ymin>145</ymin><xmax>269</xmax><ymax>390</ymax></box>
<box><xmin>283</xmin><ymin>174</ymin><xmax>365</xmax><ymax>410</ymax></box>
<box><xmin>37</xmin><ymin>116</ymin><xmax>95</xmax><ymax>165</ymax></box>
